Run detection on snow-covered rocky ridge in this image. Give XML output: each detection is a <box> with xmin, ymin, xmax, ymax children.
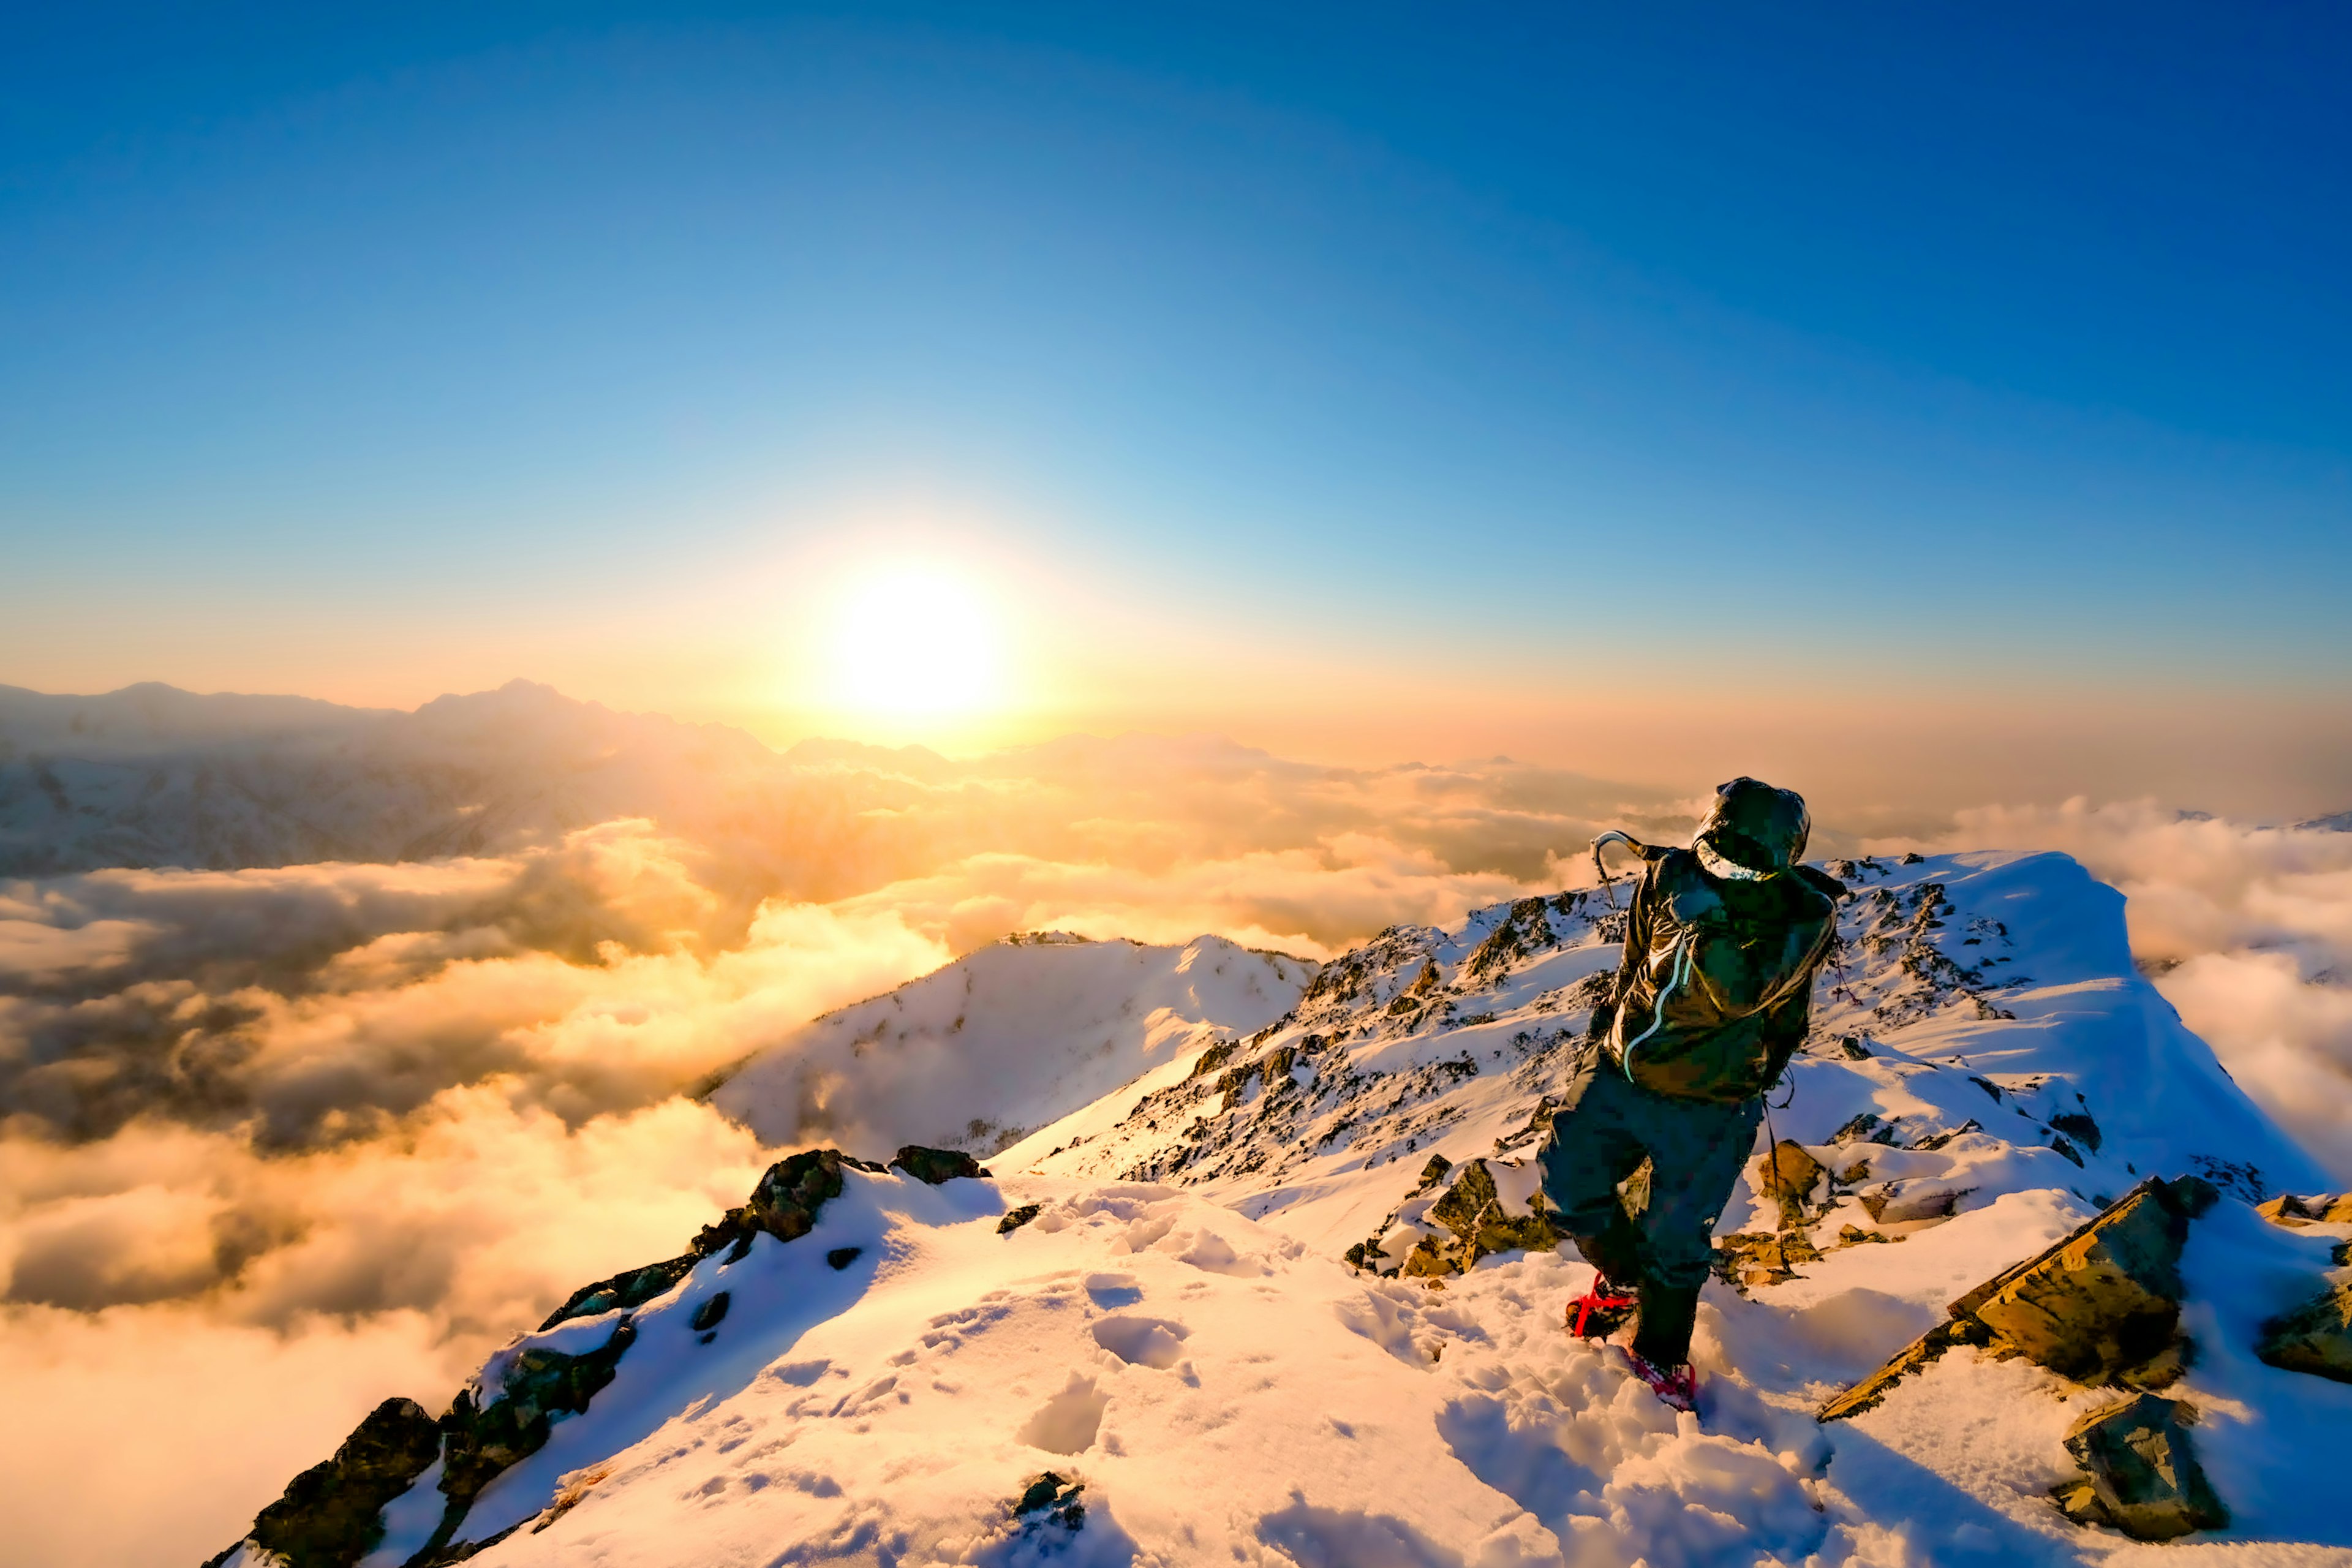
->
<box><xmin>209</xmin><ymin>852</ymin><xmax>2352</xmax><ymax>1567</ymax></box>
<box><xmin>710</xmin><ymin>934</ymin><xmax>1317</xmax><ymax>1159</ymax></box>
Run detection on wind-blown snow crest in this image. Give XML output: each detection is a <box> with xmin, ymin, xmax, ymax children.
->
<box><xmin>712</xmin><ymin>933</ymin><xmax>1317</xmax><ymax>1158</ymax></box>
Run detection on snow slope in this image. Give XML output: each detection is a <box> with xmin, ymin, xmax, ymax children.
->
<box><xmin>711</xmin><ymin>934</ymin><xmax>1317</xmax><ymax>1158</ymax></box>
<box><xmin>213</xmin><ymin>852</ymin><xmax>2352</xmax><ymax>1567</ymax></box>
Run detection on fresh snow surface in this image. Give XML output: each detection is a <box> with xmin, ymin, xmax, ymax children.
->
<box><xmin>290</xmin><ymin>852</ymin><xmax>2348</xmax><ymax>1567</ymax></box>
<box><xmin>712</xmin><ymin>935</ymin><xmax>1316</xmax><ymax>1158</ymax></box>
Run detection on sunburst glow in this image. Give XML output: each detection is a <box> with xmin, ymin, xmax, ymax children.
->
<box><xmin>826</xmin><ymin>567</ymin><xmax>1005</xmax><ymax>718</ymax></box>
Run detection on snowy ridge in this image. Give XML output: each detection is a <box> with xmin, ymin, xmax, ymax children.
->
<box><xmin>712</xmin><ymin>933</ymin><xmax>1317</xmax><ymax>1159</ymax></box>
<box><xmin>213</xmin><ymin>852</ymin><xmax>2352</xmax><ymax>1567</ymax></box>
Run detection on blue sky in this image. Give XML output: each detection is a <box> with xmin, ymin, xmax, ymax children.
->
<box><xmin>1</xmin><ymin>4</ymin><xmax>2347</xmax><ymax>793</ymax></box>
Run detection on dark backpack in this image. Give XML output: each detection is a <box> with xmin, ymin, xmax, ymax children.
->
<box><xmin>1595</xmin><ymin>821</ymin><xmax>1842</xmax><ymax>1103</ymax></box>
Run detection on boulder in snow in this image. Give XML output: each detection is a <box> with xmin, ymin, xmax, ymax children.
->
<box><xmin>1966</xmin><ymin>1175</ymin><xmax>2214</xmax><ymax>1384</ymax></box>
<box><xmin>890</xmin><ymin>1144</ymin><xmax>989</xmax><ymax>1184</ymax></box>
<box><xmin>2052</xmin><ymin>1393</ymin><xmax>2229</xmax><ymax>1541</ymax></box>
<box><xmin>2256</xmin><ymin>1280</ymin><xmax>2352</xmax><ymax>1384</ymax></box>
<box><xmin>1822</xmin><ymin>1175</ymin><xmax>2217</xmax><ymax>1419</ymax></box>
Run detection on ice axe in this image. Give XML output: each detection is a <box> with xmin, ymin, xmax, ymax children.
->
<box><xmin>1588</xmin><ymin>829</ymin><xmax>1665</xmax><ymax>909</ymax></box>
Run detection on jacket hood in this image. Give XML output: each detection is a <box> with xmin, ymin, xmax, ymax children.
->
<box><xmin>1695</xmin><ymin>777</ymin><xmax>1810</xmax><ymax>873</ymax></box>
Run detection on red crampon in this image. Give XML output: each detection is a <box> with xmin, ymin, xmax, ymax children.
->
<box><xmin>1563</xmin><ymin>1275</ymin><xmax>1639</xmax><ymax>1339</ymax></box>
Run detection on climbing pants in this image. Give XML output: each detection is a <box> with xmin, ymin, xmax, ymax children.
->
<box><xmin>1535</xmin><ymin>1047</ymin><xmax>1764</xmax><ymax>1366</ymax></box>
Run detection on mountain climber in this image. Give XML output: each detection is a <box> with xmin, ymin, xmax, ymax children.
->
<box><xmin>1536</xmin><ymin>777</ymin><xmax>1844</xmax><ymax>1412</ymax></box>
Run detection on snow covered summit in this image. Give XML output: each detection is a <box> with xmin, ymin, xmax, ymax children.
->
<box><xmin>211</xmin><ymin>851</ymin><xmax>2352</xmax><ymax>1567</ymax></box>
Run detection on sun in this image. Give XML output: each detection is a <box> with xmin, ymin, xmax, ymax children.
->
<box><xmin>825</xmin><ymin>567</ymin><xmax>1005</xmax><ymax>719</ymax></box>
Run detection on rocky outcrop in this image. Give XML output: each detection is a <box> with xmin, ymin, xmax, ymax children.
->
<box><xmin>891</xmin><ymin>1145</ymin><xmax>989</xmax><ymax>1184</ymax></box>
<box><xmin>1822</xmin><ymin>1175</ymin><xmax>2242</xmax><ymax>1540</ymax></box>
<box><xmin>421</xmin><ymin>1322</ymin><xmax>639</xmax><ymax>1559</ymax></box>
<box><xmin>2258</xmin><ymin>1192</ymin><xmax>2352</xmax><ymax>1226</ymax></box>
<box><xmin>2051</xmin><ymin>1394</ymin><xmax>2229</xmax><ymax>1541</ymax></box>
<box><xmin>203</xmin><ymin>1398</ymin><xmax>443</xmax><ymax>1568</ymax></box>
<box><xmin>1967</xmin><ymin>1175</ymin><xmax>2212</xmax><ymax>1384</ymax></box>
<box><xmin>206</xmin><ymin>1145</ymin><xmax>973</xmax><ymax>1567</ymax></box>
<box><xmin>2256</xmin><ymin>1280</ymin><xmax>2352</xmax><ymax>1384</ymax></box>
<box><xmin>538</xmin><ymin>1255</ymin><xmax>699</xmax><ymax>1332</ymax></box>
<box><xmin>1820</xmin><ymin>1175</ymin><xmax>2216</xmax><ymax>1420</ymax></box>
<box><xmin>1348</xmin><ymin>1158</ymin><xmax>1559</xmax><ymax>1278</ymax></box>
<box><xmin>1008</xmin><ymin>1471</ymin><xmax>1087</xmax><ymax>1539</ymax></box>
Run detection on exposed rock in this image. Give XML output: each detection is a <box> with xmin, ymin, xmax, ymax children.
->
<box><xmin>891</xmin><ymin>1145</ymin><xmax>988</xmax><ymax>1184</ymax></box>
<box><xmin>1716</xmin><ymin>1229</ymin><xmax>1822</xmax><ymax>1291</ymax></box>
<box><xmin>1967</xmin><ymin>1176</ymin><xmax>2211</xmax><ymax>1384</ymax></box>
<box><xmin>826</xmin><ymin>1246</ymin><xmax>864</xmax><ymax>1270</ymax></box>
<box><xmin>689</xmin><ymin>1292</ymin><xmax>730</xmax><ymax>1333</ymax></box>
<box><xmin>2055</xmin><ymin>1394</ymin><xmax>2228</xmax><ymax>1541</ymax></box>
<box><xmin>1009</xmin><ymin>1470</ymin><xmax>1087</xmax><ymax>1532</ymax></box>
<box><xmin>206</xmin><ymin>1397</ymin><xmax>442</xmax><ymax>1568</ymax></box>
<box><xmin>1817</xmin><ymin>1319</ymin><xmax>1995</xmax><ymax>1421</ymax></box>
<box><xmin>1759</xmin><ymin>1140</ymin><xmax>1827</xmax><ymax>1231</ymax></box>
<box><xmin>1427</xmin><ymin>1159</ymin><xmax>1562</xmax><ymax>1264</ymax></box>
<box><xmin>1858</xmin><ymin>1185</ymin><xmax>1968</xmax><ymax>1226</ymax></box>
<box><xmin>1822</xmin><ymin>1176</ymin><xmax>2217</xmax><ymax>1419</ymax></box>
<box><xmin>998</xmin><ymin>1203</ymin><xmax>1043</xmax><ymax>1235</ymax></box>
<box><xmin>1413</xmin><ymin>1152</ymin><xmax>1453</xmax><ymax>1191</ymax></box>
<box><xmin>2256</xmin><ymin>1280</ymin><xmax>2352</xmax><ymax>1384</ymax></box>
<box><xmin>425</xmin><ymin>1320</ymin><xmax>638</xmax><ymax>1559</ymax></box>
<box><xmin>2258</xmin><ymin>1192</ymin><xmax>2352</xmax><ymax>1227</ymax></box>
<box><xmin>538</xmin><ymin>1254</ymin><xmax>697</xmax><ymax>1332</ymax></box>
<box><xmin>694</xmin><ymin>1147</ymin><xmax>855</xmax><ymax>1261</ymax></box>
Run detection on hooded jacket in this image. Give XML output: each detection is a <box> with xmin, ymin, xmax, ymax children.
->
<box><xmin>1600</xmin><ymin>778</ymin><xmax>1844</xmax><ymax>1103</ymax></box>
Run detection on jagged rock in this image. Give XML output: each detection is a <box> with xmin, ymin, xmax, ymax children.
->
<box><xmin>689</xmin><ymin>1292</ymin><xmax>731</xmax><ymax>1332</ymax></box>
<box><xmin>891</xmin><ymin>1145</ymin><xmax>988</xmax><ymax>1184</ymax></box>
<box><xmin>1968</xmin><ymin>1176</ymin><xmax>2211</xmax><ymax>1383</ymax></box>
<box><xmin>1398</xmin><ymin>1234</ymin><xmax>1456</xmax><ymax>1278</ymax></box>
<box><xmin>424</xmin><ymin>1321</ymin><xmax>638</xmax><ymax>1558</ymax></box>
<box><xmin>1716</xmin><ymin>1229</ymin><xmax>1822</xmax><ymax>1290</ymax></box>
<box><xmin>1010</xmin><ymin>1471</ymin><xmax>1087</xmax><ymax>1531</ymax></box>
<box><xmin>1760</xmin><ymin>1139</ymin><xmax>1827</xmax><ymax>1230</ymax></box>
<box><xmin>1860</xmin><ymin>1184</ymin><xmax>1968</xmax><ymax>1225</ymax></box>
<box><xmin>2256</xmin><ymin>1280</ymin><xmax>2352</xmax><ymax>1384</ymax></box>
<box><xmin>1414</xmin><ymin>1152</ymin><xmax>1453</xmax><ymax>1190</ymax></box>
<box><xmin>693</xmin><ymin>1147</ymin><xmax>855</xmax><ymax>1261</ymax></box>
<box><xmin>1830</xmin><ymin>1223</ymin><xmax>1893</xmax><ymax>1250</ymax></box>
<box><xmin>539</xmin><ymin>1254</ymin><xmax>698</xmax><ymax>1331</ymax></box>
<box><xmin>1427</xmin><ymin>1159</ymin><xmax>1562</xmax><ymax>1264</ymax></box>
<box><xmin>826</xmin><ymin>1246</ymin><xmax>864</xmax><ymax>1270</ymax></box>
<box><xmin>205</xmin><ymin>1397</ymin><xmax>442</xmax><ymax>1568</ymax></box>
<box><xmin>1817</xmin><ymin>1319</ymin><xmax>1994</xmax><ymax>1421</ymax></box>
<box><xmin>2056</xmin><ymin>1394</ymin><xmax>2228</xmax><ymax>1541</ymax></box>
<box><xmin>2258</xmin><ymin>1192</ymin><xmax>2352</xmax><ymax>1227</ymax></box>
<box><xmin>1822</xmin><ymin>1176</ymin><xmax>2217</xmax><ymax>1419</ymax></box>
<box><xmin>999</xmin><ymin>1203</ymin><xmax>1043</xmax><ymax>1234</ymax></box>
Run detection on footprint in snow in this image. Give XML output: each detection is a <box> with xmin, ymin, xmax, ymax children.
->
<box><xmin>1084</xmin><ymin>1272</ymin><xmax>1143</xmax><ymax>1309</ymax></box>
<box><xmin>1090</xmin><ymin>1316</ymin><xmax>1191</xmax><ymax>1370</ymax></box>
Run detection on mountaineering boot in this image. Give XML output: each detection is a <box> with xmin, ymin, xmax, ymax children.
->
<box><xmin>1564</xmin><ymin>1275</ymin><xmax>1639</xmax><ymax>1339</ymax></box>
<box><xmin>1625</xmin><ymin>1350</ymin><xmax>1698</xmax><ymax>1414</ymax></box>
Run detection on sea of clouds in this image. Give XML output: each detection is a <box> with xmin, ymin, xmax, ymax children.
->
<box><xmin>1</xmin><ymin>742</ymin><xmax>2347</xmax><ymax>1564</ymax></box>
